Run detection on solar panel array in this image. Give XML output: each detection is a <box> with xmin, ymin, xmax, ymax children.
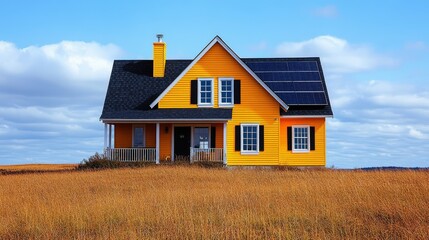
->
<box><xmin>245</xmin><ymin>60</ymin><xmax>328</xmax><ymax>105</ymax></box>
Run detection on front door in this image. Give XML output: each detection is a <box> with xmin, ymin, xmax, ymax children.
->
<box><xmin>174</xmin><ymin>127</ymin><xmax>191</xmax><ymax>160</ymax></box>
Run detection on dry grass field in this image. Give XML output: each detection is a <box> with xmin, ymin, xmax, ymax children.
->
<box><xmin>0</xmin><ymin>164</ymin><xmax>77</xmax><ymax>172</ymax></box>
<box><xmin>0</xmin><ymin>166</ymin><xmax>428</xmax><ymax>239</ymax></box>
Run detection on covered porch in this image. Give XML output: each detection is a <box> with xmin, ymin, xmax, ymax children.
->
<box><xmin>103</xmin><ymin>122</ymin><xmax>227</xmax><ymax>164</ymax></box>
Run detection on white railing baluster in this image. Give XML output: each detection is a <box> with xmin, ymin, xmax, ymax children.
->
<box><xmin>189</xmin><ymin>148</ymin><xmax>224</xmax><ymax>163</ymax></box>
<box><xmin>107</xmin><ymin>148</ymin><xmax>223</xmax><ymax>163</ymax></box>
<box><xmin>107</xmin><ymin>148</ymin><xmax>156</xmax><ymax>162</ymax></box>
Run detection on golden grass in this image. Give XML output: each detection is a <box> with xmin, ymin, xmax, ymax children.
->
<box><xmin>0</xmin><ymin>164</ymin><xmax>77</xmax><ymax>172</ymax></box>
<box><xmin>0</xmin><ymin>166</ymin><xmax>428</xmax><ymax>239</ymax></box>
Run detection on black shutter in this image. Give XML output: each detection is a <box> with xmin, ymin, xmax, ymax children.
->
<box><xmin>234</xmin><ymin>80</ymin><xmax>241</xmax><ymax>104</ymax></box>
<box><xmin>190</xmin><ymin>80</ymin><xmax>197</xmax><ymax>104</ymax></box>
<box><xmin>259</xmin><ymin>125</ymin><xmax>264</xmax><ymax>151</ymax></box>
<box><xmin>211</xmin><ymin>127</ymin><xmax>216</xmax><ymax>148</ymax></box>
<box><xmin>310</xmin><ymin>126</ymin><xmax>315</xmax><ymax>151</ymax></box>
<box><xmin>287</xmin><ymin>127</ymin><xmax>292</xmax><ymax>151</ymax></box>
<box><xmin>235</xmin><ymin>125</ymin><xmax>241</xmax><ymax>151</ymax></box>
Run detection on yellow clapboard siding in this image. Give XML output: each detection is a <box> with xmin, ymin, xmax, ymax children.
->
<box><xmin>279</xmin><ymin>118</ymin><xmax>326</xmax><ymax>166</ymax></box>
<box><xmin>160</xmin><ymin>43</ymin><xmax>280</xmax><ymax>165</ymax></box>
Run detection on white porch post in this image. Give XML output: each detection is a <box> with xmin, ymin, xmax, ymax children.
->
<box><xmin>156</xmin><ymin>123</ymin><xmax>160</xmax><ymax>164</ymax></box>
<box><xmin>104</xmin><ymin>123</ymin><xmax>107</xmax><ymax>150</ymax></box>
<box><xmin>108</xmin><ymin>124</ymin><xmax>112</xmax><ymax>148</ymax></box>
<box><xmin>223</xmin><ymin>122</ymin><xmax>227</xmax><ymax>165</ymax></box>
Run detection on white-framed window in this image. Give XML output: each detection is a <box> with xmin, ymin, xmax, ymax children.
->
<box><xmin>198</xmin><ymin>78</ymin><xmax>214</xmax><ymax>107</ymax></box>
<box><xmin>193</xmin><ymin>127</ymin><xmax>209</xmax><ymax>149</ymax></box>
<box><xmin>133</xmin><ymin>125</ymin><xmax>145</xmax><ymax>148</ymax></box>
<box><xmin>218</xmin><ymin>78</ymin><xmax>234</xmax><ymax>106</ymax></box>
<box><xmin>241</xmin><ymin>124</ymin><xmax>259</xmax><ymax>154</ymax></box>
<box><xmin>292</xmin><ymin>126</ymin><xmax>310</xmax><ymax>152</ymax></box>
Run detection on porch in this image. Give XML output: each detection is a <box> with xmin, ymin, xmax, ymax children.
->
<box><xmin>103</xmin><ymin>122</ymin><xmax>227</xmax><ymax>164</ymax></box>
<box><xmin>103</xmin><ymin>147</ymin><xmax>224</xmax><ymax>163</ymax></box>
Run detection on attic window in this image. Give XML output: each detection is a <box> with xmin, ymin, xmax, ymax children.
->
<box><xmin>198</xmin><ymin>78</ymin><xmax>214</xmax><ymax>107</ymax></box>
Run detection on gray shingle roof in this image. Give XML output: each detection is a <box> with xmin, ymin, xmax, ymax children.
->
<box><xmin>101</xmin><ymin>108</ymin><xmax>232</xmax><ymax>121</ymax></box>
<box><xmin>101</xmin><ymin>58</ymin><xmax>332</xmax><ymax>120</ymax></box>
<box><xmin>101</xmin><ymin>60</ymin><xmax>191</xmax><ymax>114</ymax></box>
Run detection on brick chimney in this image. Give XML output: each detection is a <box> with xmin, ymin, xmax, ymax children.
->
<box><xmin>153</xmin><ymin>34</ymin><xmax>166</xmax><ymax>77</ymax></box>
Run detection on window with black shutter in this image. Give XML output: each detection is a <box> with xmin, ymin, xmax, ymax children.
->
<box><xmin>234</xmin><ymin>80</ymin><xmax>241</xmax><ymax>104</ymax></box>
<box><xmin>288</xmin><ymin>125</ymin><xmax>315</xmax><ymax>152</ymax></box>
<box><xmin>235</xmin><ymin>125</ymin><xmax>240</xmax><ymax>151</ymax></box>
<box><xmin>190</xmin><ymin>80</ymin><xmax>197</xmax><ymax>104</ymax></box>
<box><xmin>259</xmin><ymin>125</ymin><xmax>264</xmax><ymax>151</ymax></box>
<box><xmin>211</xmin><ymin>126</ymin><xmax>216</xmax><ymax>148</ymax></box>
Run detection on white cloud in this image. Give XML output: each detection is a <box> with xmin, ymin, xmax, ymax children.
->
<box><xmin>326</xmin><ymin>76</ymin><xmax>429</xmax><ymax>168</ymax></box>
<box><xmin>0</xmin><ymin>41</ymin><xmax>122</xmax><ymax>102</ymax></box>
<box><xmin>0</xmin><ymin>41</ymin><xmax>122</xmax><ymax>164</ymax></box>
<box><xmin>276</xmin><ymin>35</ymin><xmax>395</xmax><ymax>73</ymax></box>
<box><xmin>407</xmin><ymin>126</ymin><xmax>428</xmax><ymax>140</ymax></box>
<box><xmin>0</xmin><ymin>41</ymin><xmax>120</xmax><ymax>80</ymax></box>
<box><xmin>286</xmin><ymin>35</ymin><xmax>429</xmax><ymax>167</ymax></box>
<box><xmin>313</xmin><ymin>5</ymin><xmax>338</xmax><ymax>18</ymax></box>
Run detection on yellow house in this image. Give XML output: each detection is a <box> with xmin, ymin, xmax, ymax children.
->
<box><xmin>100</xmin><ymin>35</ymin><xmax>333</xmax><ymax>166</ymax></box>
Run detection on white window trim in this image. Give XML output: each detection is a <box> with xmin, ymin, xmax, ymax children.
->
<box><xmin>218</xmin><ymin>77</ymin><xmax>234</xmax><ymax>107</ymax></box>
<box><xmin>241</xmin><ymin>124</ymin><xmax>259</xmax><ymax>155</ymax></box>
<box><xmin>292</xmin><ymin>125</ymin><xmax>310</xmax><ymax>153</ymax></box>
<box><xmin>197</xmin><ymin>78</ymin><xmax>214</xmax><ymax>107</ymax></box>
<box><xmin>132</xmin><ymin>124</ymin><xmax>146</xmax><ymax>148</ymax></box>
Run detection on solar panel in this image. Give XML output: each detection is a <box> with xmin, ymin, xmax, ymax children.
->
<box><xmin>245</xmin><ymin>60</ymin><xmax>327</xmax><ymax>105</ymax></box>
<box><xmin>293</xmin><ymin>82</ymin><xmax>324</xmax><ymax>91</ymax></box>
<box><xmin>256</xmin><ymin>72</ymin><xmax>321</xmax><ymax>81</ymax></box>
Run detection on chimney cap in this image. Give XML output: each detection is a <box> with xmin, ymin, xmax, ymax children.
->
<box><xmin>156</xmin><ymin>34</ymin><xmax>164</xmax><ymax>42</ymax></box>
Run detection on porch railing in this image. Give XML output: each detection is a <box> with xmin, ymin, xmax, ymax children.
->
<box><xmin>104</xmin><ymin>148</ymin><xmax>156</xmax><ymax>162</ymax></box>
<box><xmin>190</xmin><ymin>147</ymin><xmax>224</xmax><ymax>163</ymax></box>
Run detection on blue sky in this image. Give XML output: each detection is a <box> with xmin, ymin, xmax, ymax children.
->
<box><xmin>0</xmin><ymin>1</ymin><xmax>428</xmax><ymax>168</ymax></box>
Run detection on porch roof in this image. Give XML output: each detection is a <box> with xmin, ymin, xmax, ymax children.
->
<box><xmin>100</xmin><ymin>108</ymin><xmax>232</xmax><ymax>122</ymax></box>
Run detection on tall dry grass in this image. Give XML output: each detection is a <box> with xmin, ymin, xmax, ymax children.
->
<box><xmin>0</xmin><ymin>164</ymin><xmax>77</xmax><ymax>172</ymax></box>
<box><xmin>0</xmin><ymin>166</ymin><xmax>428</xmax><ymax>239</ymax></box>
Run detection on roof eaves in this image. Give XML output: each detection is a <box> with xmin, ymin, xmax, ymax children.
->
<box><xmin>101</xmin><ymin>118</ymin><xmax>230</xmax><ymax>123</ymax></box>
<box><xmin>280</xmin><ymin>115</ymin><xmax>333</xmax><ymax>118</ymax></box>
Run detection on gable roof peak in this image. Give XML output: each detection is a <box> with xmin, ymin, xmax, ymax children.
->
<box><xmin>149</xmin><ymin>36</ymin><xmax>289</xmax><ymax>110</ymax></box>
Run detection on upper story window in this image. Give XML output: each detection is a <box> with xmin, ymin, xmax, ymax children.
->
<box><xmin>219</xmin><ymin>78</ymin><xmax>234</xmax><ymax>106</ymax></box>
<box><xmin>292</xmin><ymin>126</ymin><xmax>309</xmax><ymax>152</ymax></box>
<box><xmin>198</xmin><ymin>78</ymin><xmax>213</xmax><ymax>107</ymax></box>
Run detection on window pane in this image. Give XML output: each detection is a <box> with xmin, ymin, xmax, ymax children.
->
<box><xmin>293</xmin><ymin>127</ymin><xmax>309</xmax><ymax>151</ymax></box>
<box><xmin>199</xmin><ymin>80</ymin><xmax>212</xmax><ymax>105</ymax></box>
<box><xmin>241</xmin><ymin>124</ymin><xmax>258</xmax><ymax>152</ymax></box>
<box><xmin>133</xmin><ymin>127</ymin><xmax>144</xmax><ymax>147</ymax></box>
<box><xmin>193</xmin><ymin>127</ymin><xmax>209</xmax><ymax>149</ymax></box>
<box><xmin>220</xmin><ymin>79</ymin><xmax>233</xmax><ymax>104</ymax></box>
